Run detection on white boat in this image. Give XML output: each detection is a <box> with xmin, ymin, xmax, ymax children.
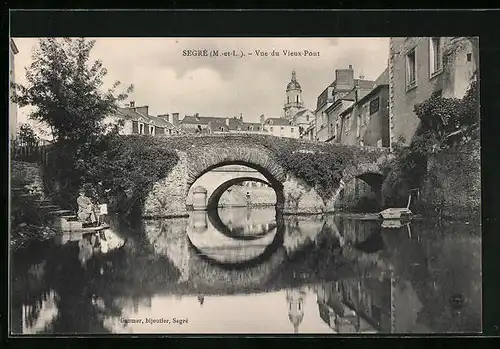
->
<box><xmin>379</xmin><ymin>207</ymin><xmax>412</xmax><ymax>220</ymax></box>
<box><xmin>379</xmin><ymin>189</ymin><xmax>418</xmax><ymax>220</ymax></box>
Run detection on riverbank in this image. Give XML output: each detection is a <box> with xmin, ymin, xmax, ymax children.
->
<box><xmin>10</xmin><ymin>223</ymin><xmax>58</xmax><ymax>252</ymax></box>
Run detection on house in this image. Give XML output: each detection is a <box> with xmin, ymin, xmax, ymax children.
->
<box><xmin>262</xmin><ymin>117</ymin><xmax>299</xmax><ymax>139</ymax></box>
<box><xmin>337</xmin><ymin>67</ymin><xmax>390</xmax><ymax>147</ymax></box>
<box><xmin>389</xmin><ymin>37</ymin><xmax>478</xmax><ymax>147</ymax></box>
<box><xmin>315</xmin><ymin>65</ymin><xmax>376</xmax><ymax>142</ymax></box>
<box><xmin>105</xmin><ymin>102</ymin><xmax>181</xmax><ymax>136</ymax></box>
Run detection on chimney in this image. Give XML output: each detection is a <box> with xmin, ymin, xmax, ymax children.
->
<box><xmin>172</xmin><ymin>113</ymin><xmax>179</xmax><ymax>126</ymax></box>
<box><xmin>135</xmin><ymin>106</ymin><xmax>149</xmax><ymax>117</ymax></box>
<box><xmin>240</xmin><ymin>113</ymin><xmax>243</xmax><ymax>121</ymax></box>
<box><xmin>335</xmin><ymin>65</ymin><xmax>355</xmax><ymax>91</ymax></box>
<box><xmin>130</xmin><ymin>101</ymin><xmax>135</xmax><ymax>108</ymax></box>
<box><xmin>359</xmin><ymin>75</ymin><xmax>365</xmax><ymax>80</ymax></box>
<box><xmin>159</xmin><ymin>114</ymin><xmax>170</xmax><ymax>123</ymax></box>
<box><xmin>260</xmin><ymin>114</ymin><xmax>265</xmax><ymax>125</ymax></box>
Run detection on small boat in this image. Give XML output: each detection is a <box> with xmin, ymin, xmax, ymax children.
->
<box><xmin>52</xmin><ymin>214</ymin><xmax>110</xmax><ymax>233</ymax></box>
<box><xmin>379</xmin><ymin>207</ymin><xmax>412</xmax><ymax>220</ymax></box>
<box><xmin>381</xmin><ymin>219</ymin><xmax>410</xmax><ymax>229</ymax></box>
<box><xmin>379</xmin><ymin>189</ymin><xmax>419</xmax><ymax>220</ymax></box>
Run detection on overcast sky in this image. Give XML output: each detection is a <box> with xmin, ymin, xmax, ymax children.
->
<box><xmin>14</xmin><ymin>37</ymin><xmax>389</xmax><ymax>125</ymax></box>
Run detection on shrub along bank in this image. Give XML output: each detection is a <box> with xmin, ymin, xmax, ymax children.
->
<box><xmin>382</xmin><ymin>81</ymin><xmax>479</xmax><ymax>220</ymax></box>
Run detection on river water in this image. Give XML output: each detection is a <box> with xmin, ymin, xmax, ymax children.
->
<box><xmin>10</xmin><ymin>206</ymin><xmax>481</xmax><ymax>335</ymax></box>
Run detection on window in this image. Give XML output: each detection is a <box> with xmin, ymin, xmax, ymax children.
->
<box><xmin>139</xmin><ymin>123</ymin><xmax>144</xmax><ymax>134</ymax></box>
<box><xmin>356</xmin><ymin>114</ymin><xmax>362</xmax><ymax>137</ymax></box>
<box><xmin>150</xmin><ymin>126</ymin><xmax>155</xmax><ymax>135</ymax></box>
<box><xmin>467</xmin><ymin>53</ymin><xmax>472</xmax><ymax>62</ymax></box>
<box><xmin>270</xmin><ymin>126</ymin><xmax>273</xmax><ymax>132</ymax></box>
<box><xmin>306</xmin><ymin>115</ymin><xmax>309</xmax><ymax>122</ymax></box>
<box><xmin>291</xmin><ymin>128</ymin><xmax>294</xmax><ymax>132</ymax></box>
<box><xmin>287</xmin><ymin>96</ymin><xmax>290</xmax><ymax>103</ymax></box>
<box><xmin>281</xmin><ymin>127</ymin><xmax>284</xmax><ymax>130</ymax></box>
<box><xmin>429</xmin><ymin>37</ymin><xmax>442</xmax><ymax>76</ymax></box>
<box><xmin>168</xmin><ymin>129</ymin><xmax>172</xmax><ymax>135</ymax></box>
<box><xmin>369</xmin><ymin>97</ymin><xmax>380</xmax><ymax>115</ymax></box>
<box><xmin>406</xmin><ymin>49</ymin><xmax>417</xmax><ymax>89</ymax></box>
<box><xmin>296</xmin><ymin>95</ymin><xmax>299</xmax><ymax>103</ymax></box>
<box><xmin>345</xmin><ymin>117</ymin><xmax>350</xmax><ymax>135</ymax></box>
<box><xmin>335</xmin><ymin>123</ymin><xmax>339</xmax><ymax>139</ymax></box>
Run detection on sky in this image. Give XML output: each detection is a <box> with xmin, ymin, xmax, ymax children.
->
<box><xmin>13</xmin><ymin>37</ymin><xmax>389</xmax><ymax>125</ymax></box>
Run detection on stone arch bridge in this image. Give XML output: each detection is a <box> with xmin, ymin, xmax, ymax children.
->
<box><xmin>142</xmin><ymin>134</ymin><xmax>391</xmax><ymax>218</ymax></box>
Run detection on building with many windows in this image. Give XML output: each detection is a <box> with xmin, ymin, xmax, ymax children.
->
<box><xmin>315</xmin><ymin>65</ymin><xmax>376</xmax><ymax>142</ymax></box>
<box><xmin>337</xmin><ymin>67</ymin><xmax>390</xmax><ymax>147</ymax></box>
<box><xmin>389</xmin><ymin>37</ymin><xmax>478</xmax><ymax>147</ymax></box>
<box><xmin>105</xmin><ymin>102</ymin><xmax>181</xmax><ymax>136</ymax></box>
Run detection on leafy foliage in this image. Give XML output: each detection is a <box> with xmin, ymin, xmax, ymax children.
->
<box><xmin>12</xmin><ymin>38</ymin><xmax>133</xmax><ymax>143</ymax></box>
<box><xmin>383</xmin><ymin>81</ymin><xmax>479</xmax><ymax>207</ymax></box>
<box><xmin>257</xmin><ymin>137</ymin><xmax>381</xmax><ymax>201</ymax></box>
<box><xmin>16</xmin><ymin>123</ymin><xmax>40</xmax><ymax>146</ymax></box>
<box><xmin>79</xmin><ymin>135</ymin><xmax>179</xmax><ymax>215</ymax></box>
<box><xmin>12</xmin><ymin>38</ymin><xmax>134</xmax><ymax>211</ymax></box>
<box><xmin>414</xmin><ymin>81</ymin><xmax>479</xmax><ymax>149</ymax></box>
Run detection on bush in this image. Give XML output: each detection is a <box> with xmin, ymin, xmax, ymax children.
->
<box><xmin>257</xmin><ymin>136</ymin><xmax>381</xmax><ymax>201</ymax></box>
<box><xmin>382</xmin><ymin>81</ymin><xmax>479</xmax><ymax>207</ymax></box>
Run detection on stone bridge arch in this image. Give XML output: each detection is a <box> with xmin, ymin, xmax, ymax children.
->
<box><xmin>141</xmin><ymin>136</ymin><xmax>391</xmax><ymax>218</ymax></box>
<box><xmin>333</xmin><ymin>151</ymin><xmax>391</xmax><ymax>212</ymax></box>
<box><xmin>206</xmin><ymin>176</ymin><xmax>275</xmax><ymax>210</ymax></box>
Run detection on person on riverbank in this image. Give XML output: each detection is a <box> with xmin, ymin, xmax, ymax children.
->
<box><xmin>77</xmin><ymin>189</ymin><xmax>98</xmax><ymax>225</ymax></box>
<box><xmin>96</xmin><ymin>182</ymin><xmax>111</xmax><ymax>225</ymax></box>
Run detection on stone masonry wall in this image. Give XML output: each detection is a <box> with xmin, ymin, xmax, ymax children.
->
<box><xmin>11</xmin><ymin>160</ymin><xmax>46</xmax><ymax>199</ymax></box>
<box><xmin>282</xmin><ymin>175</ymin><xmax>327</xmax><ymax>214</ymax></box>
<box><xmin>420</xmin><ymin>139</ymin><xmax>480</xmax><ymax>221</ymax></box>
<box><xmin>143</xmin><ymin>151</ymin><xmax>189</xmax><ymax>218</ymax></box>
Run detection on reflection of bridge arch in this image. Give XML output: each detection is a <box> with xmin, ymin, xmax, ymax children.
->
<box><xmin>207</xmin><ymin>176</ymin><xmax>273</xmax><ymax>210</ymax></box>
<box><xmin>207</xmin><ymin>207</ymin><xmax>277</xmax><ymax>241</ymax></box>
<box><xmin>186</xmin><ymin>210</ymin><xmax>284</xmax><ymax>267</ymax></box>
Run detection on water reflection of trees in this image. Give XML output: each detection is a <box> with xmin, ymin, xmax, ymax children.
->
<box><xmin>12</xmin><ymin>214</ymin><xmax>481</xmax><ymax>334</ymax></box>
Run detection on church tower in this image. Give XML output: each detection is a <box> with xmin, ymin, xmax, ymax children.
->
<box><xmin>283</xmin><ymin>70</ymin><xmax>304</xmax><ymax>120</ymax></box>
<box><xmin>286</xmin><ymin>288</ymin><xmax>306</xmax><ymax>334</ymax></box>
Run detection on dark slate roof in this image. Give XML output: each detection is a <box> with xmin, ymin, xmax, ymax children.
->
<box><xmin>148</xmin><ymin>115</ymin><xmax>177</xmax><ymax>129</ymax></box>
<box><xmin>116</xmin><ymin>107</ymin><xmax>180</xmax><ymax>129</ymax></box>
<box><xmin>181</xmin><ymin>115</ymin><xmax>223</xmax><ymax>125</ymax></box>
<box><xmin>264</xmin><ymin>117</ymin><xmax>293</xmax><ymax>126</ymax></box>
<box><xmin>116</xmin><ymin>107</ymin><xmax>149</xmax><ymax>122</ymax></box>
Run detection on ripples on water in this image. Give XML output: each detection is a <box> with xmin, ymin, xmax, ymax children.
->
<box><xmin>10</xmin><ymin>206</ymin><xmax>481</xmax><ymax>335</ymax></box>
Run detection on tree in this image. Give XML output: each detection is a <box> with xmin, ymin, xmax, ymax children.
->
<box><xmin>17</xmin><ymin>123</ymin><xmax>39</xmax><ymax>147</ymax></box>
<box><xmin>11</xmin><ymin>38</ymin><xmax>133</xmax><ymax>144</ymax></box>
<box><xmin>11</xmin><ymin>38</ymin><xmax>134</xmax><ymax>208</ymax></box>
